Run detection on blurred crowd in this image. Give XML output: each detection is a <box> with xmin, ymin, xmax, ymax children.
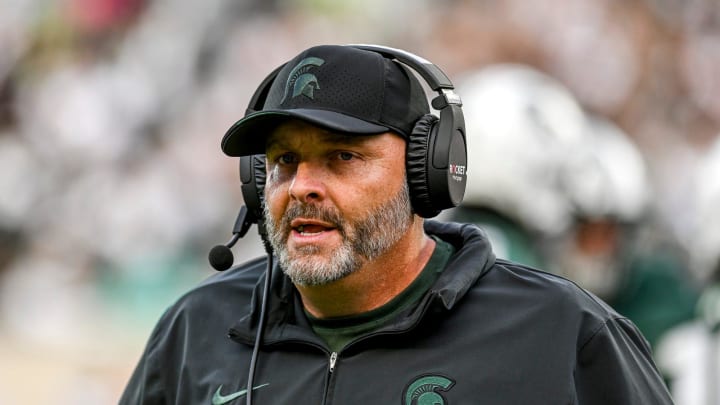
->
<box><xmin>0</xmin><ymin>0</ymin><xmax>718</xmax><ymax>403</ymax></box>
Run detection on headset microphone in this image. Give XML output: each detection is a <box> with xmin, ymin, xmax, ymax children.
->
<box><xmin>208</xmin><ymin>205</ymin><xmax>255</xmax><ymax>271</ymax></box>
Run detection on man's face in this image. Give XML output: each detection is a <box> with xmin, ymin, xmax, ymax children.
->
<box><xmin>263</xmin><ymin>120</ymin><xmax>413</xmax><ymax>286</ymax></box>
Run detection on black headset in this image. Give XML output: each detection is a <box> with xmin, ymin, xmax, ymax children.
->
<box><xmin>238</xmin><ymin>44</ymin><xmax>467</xmax><ymax>229</ymax></box>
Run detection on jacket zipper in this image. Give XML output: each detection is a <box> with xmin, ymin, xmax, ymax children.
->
<box><xmin>329</xmin><ymin>351</ymin><xmax>338</xmax><ymax>373</ymax></box>
<box><xmin>322</xmin><ymin>351</ymin><xmax>339</xmax><ymax>405</ymax></box>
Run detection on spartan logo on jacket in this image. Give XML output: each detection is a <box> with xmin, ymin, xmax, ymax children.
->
<box><xmin>403</xmin><ymin>374</ymin><xmax>455</xmax><ymax>405</ymax></box>
<box><xmin>281</xmin><ymin>57</ymin><xmax>325</xmax><ymax>103</ymax></box>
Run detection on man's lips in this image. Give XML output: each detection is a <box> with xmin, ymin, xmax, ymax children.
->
<box><xmin>289</xmin><ymin>218</ymin><xmax>337</xmax><ymax>235</ymax></box>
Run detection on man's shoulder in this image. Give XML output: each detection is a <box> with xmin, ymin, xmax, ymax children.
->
<box><xmin>157</xmin><ymin>255</ymin><xmax>268</xmax><ymax>324</ymax></box>
<box><xmin>484</xmin><ymin>258</ymin><xmax>621</xmax><ymax>319</ymax></box>
<box><xmin>130</xmin><ymin>256</ymin><xmax>270</xmax><ymax>371</ymax></box>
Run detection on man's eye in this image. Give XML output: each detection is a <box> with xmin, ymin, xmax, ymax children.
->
<box><xmin>338</xmin><ymin>152</ymin><xmax>354</xmax><ymax>161</ymax></box>
<box><xmin>278</xmin><ymin>153</ymin><xmax>296</xmax><ymax>164</ymax></box>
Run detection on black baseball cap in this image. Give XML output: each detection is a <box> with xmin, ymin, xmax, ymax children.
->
<box><xmin>221</xmin><ymin>45</ymin><xmax>430</xmax><ymax>157</ymax></box>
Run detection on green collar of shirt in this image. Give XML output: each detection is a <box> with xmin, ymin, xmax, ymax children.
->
<box><xmin>305</xmin><ymin>236</ymin><xmax>455</xmax><ymax>352</ymax></box>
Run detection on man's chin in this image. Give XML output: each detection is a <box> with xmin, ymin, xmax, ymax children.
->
<box><xmin>280</xmin><ymin>249</ymin><xmax>360</xmax><ymax>286</ymax></box>
<box><xmin>283</xmin><ymin>265</ymin><xmax>347</xmax><ymax>287</ymax></box>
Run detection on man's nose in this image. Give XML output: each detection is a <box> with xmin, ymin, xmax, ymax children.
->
<box><xmin>288</xmin><ymin>161</ymin><xmax>326</xmax><ymax>203</ymax></box>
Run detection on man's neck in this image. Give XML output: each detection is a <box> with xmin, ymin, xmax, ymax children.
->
<box><xmin>295</xmin><ymin>220</ymin><xmax>435</xmax><ymax>319</ymax></box>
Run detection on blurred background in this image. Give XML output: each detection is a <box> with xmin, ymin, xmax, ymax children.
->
<box><xmin>0</xmin><ymin>0</ymin><xmax>719</xmax><ymax>403</ymax></box>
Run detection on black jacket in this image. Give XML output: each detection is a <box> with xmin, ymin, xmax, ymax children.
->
<box><xmin>121</xmin><ymin>221</ymin><xmax>674</xmax><ymax>404</ymax></box>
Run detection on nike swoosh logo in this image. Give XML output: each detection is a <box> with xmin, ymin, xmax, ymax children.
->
<box><xmin>211</xmin><ymin>383</ymin><xmax>269</xmax><ymax>405</ymax></box>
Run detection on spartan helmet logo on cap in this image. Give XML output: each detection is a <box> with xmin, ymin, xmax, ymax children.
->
<box><xmin>281</xmin><ymin>56</ymin><xmax>325</xmax><ymax>103</ymax></box>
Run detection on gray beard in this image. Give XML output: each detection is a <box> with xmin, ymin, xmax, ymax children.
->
<box><xmin>264</xmin><ymin>182</ymin><xmax>413</xmax><ymax>286</ymax></box>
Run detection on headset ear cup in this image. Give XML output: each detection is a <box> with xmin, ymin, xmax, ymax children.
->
<box><xmin>239</xmin><ymin>154</ymin><xmax>267</xmax><ymax>223</ymax></box>
<box><xmin>407</xmin><ymin>114</ymin><xmax>440</xmax><ymax>218</ymax></box>
<box><xmin>251</xmin><ymin>154</ymin><xmax>272</xmax><ymax>248</ymax></box>
<box><xmin>252</xmin><ymin>154</ymin><xmax>267</xmax><ymax>211</ymax></box>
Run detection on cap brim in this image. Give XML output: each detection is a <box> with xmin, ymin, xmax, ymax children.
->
<box><xmin>221</xmin><ymin>109</ymin><xmax>390</xmax><ymax>156</ymax></box>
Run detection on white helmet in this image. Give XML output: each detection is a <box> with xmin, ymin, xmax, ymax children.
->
<box><xmin>568</xmin><ymin>114</ymin><xmax>651</xmax><ymax>224</ymax></box>
<box><xmin>456</xmin><ymin>64</ymin><xmax>590</xmax><ymax>236</ymax></box>
<box><xmin>689</xmin><ymin>136</ymin><xmax>720</xmax><ymax>282</ymax></box>
<box><xmin>547</xmin><ymin>115</ymin><xmax>652</xmax><ymax>299</ymax></box>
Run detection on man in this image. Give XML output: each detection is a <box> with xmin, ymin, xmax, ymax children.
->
<box><xmin>120</xmin><ymin>44</ymin><xmax>673</xmax><ymax>404</ymax></box>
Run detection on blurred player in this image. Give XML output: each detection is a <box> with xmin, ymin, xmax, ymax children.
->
<box><xmin>443</xmin><ymin>64</ymin><xmax>589</xmax><ymax>268</ymax></box>
<box><xmin>547</xmin><ymin>114</ymin><xmax>699</xmax><ymax>348</ymax></box>
<box><xmin>657</xmin><ymin>135</ymin><xmax>720</xmax><ymax>405</ymax></box>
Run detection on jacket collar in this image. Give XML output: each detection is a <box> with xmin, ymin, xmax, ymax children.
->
<box><xmin>229</xmin><ymin>220</ymin><xmax>496</xmax><ymax>347</ymax></box>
